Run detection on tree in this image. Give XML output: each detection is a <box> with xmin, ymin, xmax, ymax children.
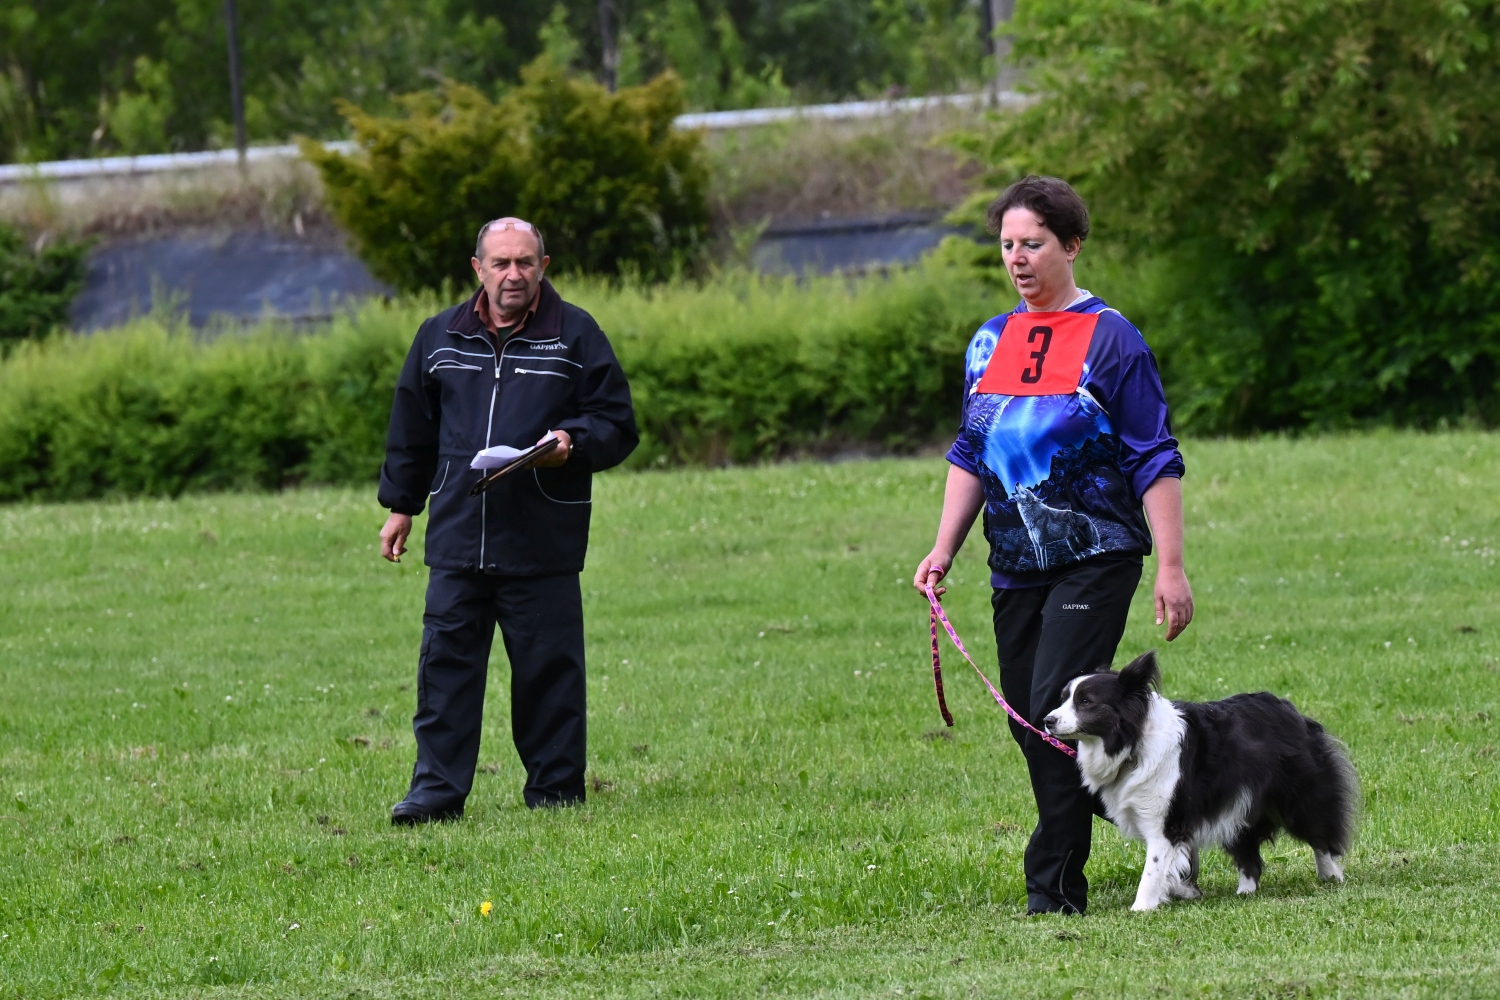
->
<box><xmin>0</xmin><ymin>0</ymin><xmax>989</xmax><ymax>163</ymax></box>
<box><xmin>968</xmin><ymin>0</ymin><xmax>1500</xmax><ymax>430</ymax></box>
<box><xmin>0</xmin><ymin>0</ymin><xmax>515</xmax><ymax>161</ymax></box>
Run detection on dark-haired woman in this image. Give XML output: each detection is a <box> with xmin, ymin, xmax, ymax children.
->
<box><xmin>913</xmin><ymin>175</ymin><xmax>1193</xmax><ymax>915</ymax></box>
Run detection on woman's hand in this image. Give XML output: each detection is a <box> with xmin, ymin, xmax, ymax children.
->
<box><xmin>915</xmin><ymin>466</ymin><xmax>986</xmax><ymax>602</ymax></box>
<box><xmin>913</xmin><ymin>551</ymin><xmax>954</xmax><ymax>599</ymax></box>
<box><xmin>1154</xmin><ymin>565</ymin><xmax>1194</xmax><ymax>641</ymax></box>
<box><xmin>1142</xmin><ymin>477</ymin><xmax>1193</xmax><ymax>641</ymax></box>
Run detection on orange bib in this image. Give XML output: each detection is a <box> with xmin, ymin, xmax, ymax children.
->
<box><xmin>975</xmin><ymin>311</ymin><xmax>1098</xmax><ymax>396</ymax></box>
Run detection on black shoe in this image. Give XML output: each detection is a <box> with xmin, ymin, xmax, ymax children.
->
<box><xmin>525</xmin><ymin>795</ymin><xmax>585</xmax><ymax>810</ymax></box>
<box><xmin>390</xmin><ymin>801</ymin><xmax>463</xmax><ymax>826</ymax></box>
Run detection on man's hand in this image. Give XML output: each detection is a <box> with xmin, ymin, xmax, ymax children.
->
<box><xmin>534</xmin><ymin>429</ymin><xmax>571</xmax><ymax>468</ymax></box>
<box><xmin>1155</xmin><ymin>565</ymin><xmax>1194</xmax><ymax>641</ymax></box>
<box><xmin>912</xmin><ymin>550</ymin><xmax>953</xmax><ymax>600</ymax></box>
<box><xmin>381</xmin><ymin>513</ymin><xmax>413</xmax><ymax>563</ymax></box>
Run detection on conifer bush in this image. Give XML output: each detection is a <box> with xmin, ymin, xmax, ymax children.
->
<box><xmin>305</xmin><ymin>61</ymin><xmax>710</xmax><ymax>292</ymax></box>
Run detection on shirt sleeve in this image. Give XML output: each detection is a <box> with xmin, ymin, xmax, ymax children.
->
<box><xmin>378</xmin><ymin>324</ymin><xmax>443</xmax><ymax>516</ymax></box>
<box><xmin>1102</xmin><ymin>344</ymin><xmax>1184</xmax><ymax>499</ymax></box>
<box><xmin>552</xmin><ymin>320</ymin><xmax>639</xmax><ymax>473</ymax></box>
<box><xmin>945</xmin><ymin>358</ymin><xmax>981</xmax><ymax>475</ymax></box>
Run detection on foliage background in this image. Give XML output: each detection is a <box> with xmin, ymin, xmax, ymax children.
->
<box><xmin>4</xmin><ymin>0</ymin><xmax>1500</xmax><ymax>439</ymax></box>
<box><xmin>0</xmin><ymin>0</ymin><xmax>988</xmax><ymax>163</ymax></box>
<box><xmin>960</xmin><ymin>0</ymin><xmax>1500</xmax><ymax>432</ymax></box>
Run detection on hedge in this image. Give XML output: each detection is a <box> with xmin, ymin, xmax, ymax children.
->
<box><xmin>0</xmin><ymin>256</ymin><xmax>1012</xmax><ymax>502</ymax></box>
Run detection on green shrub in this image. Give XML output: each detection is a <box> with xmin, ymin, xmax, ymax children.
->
<box><xmin>0</xmin><ymin>324</ymin><xmax>312</xmax><ymax>500</ymax></box>
<box><xmin>0</xmin><ymin>261</ymin><xmax>1010</xmax><ymax>501</ymax></box>
<box><xmin>574</xmin><ymin>259</ymin><xmax>1005</xmax><ymax>465</ymax></box>
<box><xmin>305</xmin><ymin>60</ymin><xmax>710</xmax><ymax>293</ymax></box>
<box><xmin>958</xmin><ymin>0</ymin><xmax>1500</xmax><ymax>432</ymax></box>
<box><xmin>0</xmin><ymin>224</ymin><xmax>88</xmax><ymax>350</ymax></box>
<box><xmin>293</xmin><ymin>299</ymin><xmax>433</xmax><ymax>484</ymax></box>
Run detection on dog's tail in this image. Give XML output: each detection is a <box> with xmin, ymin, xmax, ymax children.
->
<box><xmin>1313</xmin><ymin>727</ymin><xmax>1361</xmax><ymax>857</ymax></box>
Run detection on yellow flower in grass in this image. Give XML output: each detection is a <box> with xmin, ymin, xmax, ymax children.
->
<box><xmin>479</xmin><ymin>901</ymin><xmax>493</xmax><ymax>917</ymax></box>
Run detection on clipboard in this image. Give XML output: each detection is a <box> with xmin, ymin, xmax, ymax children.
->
<box><xmin>469</xmin><ymin>436</ymin><xmax>561</xmax><ymax>496</ymax></box>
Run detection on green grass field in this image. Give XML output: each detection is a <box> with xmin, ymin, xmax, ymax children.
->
<box><xmin>2</xmin><ymin>432</ymin><xmax>1498</xmax><ymax>998</ymax></box>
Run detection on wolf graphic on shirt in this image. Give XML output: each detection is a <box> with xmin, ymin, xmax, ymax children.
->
<box><xmin>1014</xmin><ymin>486</ymin><xmax>1103</xmax><ymax>570</ymax></box>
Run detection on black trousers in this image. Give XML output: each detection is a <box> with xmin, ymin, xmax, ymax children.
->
<box><xmin>991</xmin><ymin>553</ymin><xmax>1143</xmax><ymax>914</ymax></box>
<box><xmin>404</xmin><ymin>568</ymin><xmax>587</xmax><ymax>811</ymax></box>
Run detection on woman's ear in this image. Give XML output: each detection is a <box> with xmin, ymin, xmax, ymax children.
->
<box><xmin>1064</xmin><ymin>236</ymin><xmax>1082</xmax><ymax>262</ymax></box>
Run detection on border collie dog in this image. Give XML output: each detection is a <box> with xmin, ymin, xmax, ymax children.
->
<box><xmin>1043</xmin><ymin>651</ymin><xmax>1357</xmax><ymax>911</ymax></box>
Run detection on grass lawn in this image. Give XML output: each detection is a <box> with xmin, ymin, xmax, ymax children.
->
<box><xmin>2</xmin><ymin>431</ymin><xmax>1498</xmax><ymax>998</ymax></box>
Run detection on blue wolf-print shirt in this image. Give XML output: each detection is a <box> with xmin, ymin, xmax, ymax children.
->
<box><xmin>946</xmin><ymin>291</ymin><xmax>1184</xmax><ymax>588</ymax></box>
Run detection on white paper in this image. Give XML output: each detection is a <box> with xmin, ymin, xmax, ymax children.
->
<box><xmin>470</xmin><ymin>433</ymin><xmax>556</xmax><ymax>470</ymax></box>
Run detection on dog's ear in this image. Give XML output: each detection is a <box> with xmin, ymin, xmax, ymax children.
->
<box><xmin>1118</xmin><ymin>650</ymin><xmax>1160</xmax><ymax>695</ymax></box>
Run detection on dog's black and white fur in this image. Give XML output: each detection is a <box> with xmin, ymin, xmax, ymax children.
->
<box><xmin>1043</xmin><ymin>651</ymin><xmax>1357</xmax><ymax>911</ymax></box>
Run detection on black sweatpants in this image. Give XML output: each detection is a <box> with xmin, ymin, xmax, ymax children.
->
<box><xmin>991</xmin><ymin>553</ymin><xmax>1143</xmax><ymax>914</ymax></box>
<box><xmin>403</xmin><ymin>568</ymin><xmax>587</xmax><ymax>812</ymax></box>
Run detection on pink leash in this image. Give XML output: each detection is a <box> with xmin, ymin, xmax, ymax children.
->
<box><xmin>924</xmin><ymin>584</ymin><xmax>1077</xmax><ymax>758</ymax></box>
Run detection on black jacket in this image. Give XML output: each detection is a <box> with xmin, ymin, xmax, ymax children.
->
<box><xmin>378</xmin><ymin>280</ymin><xmax>638</xmax><ymax>575</ymax></box>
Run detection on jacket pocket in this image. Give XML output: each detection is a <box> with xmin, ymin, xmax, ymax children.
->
<box><xmin>533</xmin><ymin>465</ymin><xmax>591</xmax><ymax>505</ymax></box>
<box><xmin>428</xmin><ymin>461</ymin><xmax>452</xmax><ymax>495</ymax></box>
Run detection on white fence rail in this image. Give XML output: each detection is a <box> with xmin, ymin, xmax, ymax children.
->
<box><xmin>0</xmin><ymin>91</ymin><xmax>1025</xmax><ymax>186</ymax></box>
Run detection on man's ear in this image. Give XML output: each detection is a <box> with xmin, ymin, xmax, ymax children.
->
<box><xmin>1118</xmin><ymin>651</ymin><xmax>1160</xmax><ymax>695</ymax></box>
<box><xmin>471</xmin><ymin>256</ymin><xmax>484</xmax><ymax>280</ymax></box>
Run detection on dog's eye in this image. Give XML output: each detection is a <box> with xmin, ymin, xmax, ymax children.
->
<box><xmin>1075</xmin><ymin>695</ymin><xmax>1088</xmax><ymax>705</ymax></box>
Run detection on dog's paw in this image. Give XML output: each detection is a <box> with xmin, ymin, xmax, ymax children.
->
<box><xmin>1236</xmin><ymin>873</ymin><xmax>1259</xmax><ymax>895</ymax></box>
<box><xmin>1130</xmin><ymin>897</ymin><xmax>1163</xmax><ymax>912</ymax></box>
<box><xmin>1314</xmin><ymin>851</ymin><xmax>1345</xmax><ymax>883</ymax></box>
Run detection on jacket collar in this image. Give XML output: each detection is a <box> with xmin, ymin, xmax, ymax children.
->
<box><xmin>450</xmin><ymin>278</ymin><xmax>563</xmax><ymax>343</ymax></box>
<box><xmin>1015</xmin><ymin>289</ymin><xmax>1104</xmax><ymax>314</ymax></box>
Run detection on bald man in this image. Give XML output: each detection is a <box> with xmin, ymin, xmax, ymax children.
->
<box><xmin>378</xmin><ymin>218</ymin><xmax>638</xmax><ymax>821</ymax></box>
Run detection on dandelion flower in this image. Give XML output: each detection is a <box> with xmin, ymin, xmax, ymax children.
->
<box><xmin>480</xmin><ymin>901</ymin><xmax>493</xmax><ymax>917</ymax></box>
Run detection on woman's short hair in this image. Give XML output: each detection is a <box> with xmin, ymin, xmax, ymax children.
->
<box><xmin>986</xmin><ymin>176</ymin><xmax>1090</xmax><ymax>246</ymax></box>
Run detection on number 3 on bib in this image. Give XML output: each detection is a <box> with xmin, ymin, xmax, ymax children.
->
<box><xmin>976</xmin><ymin>311</ymin><xmax>1098</xmax><ymax>396</ymax></box>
